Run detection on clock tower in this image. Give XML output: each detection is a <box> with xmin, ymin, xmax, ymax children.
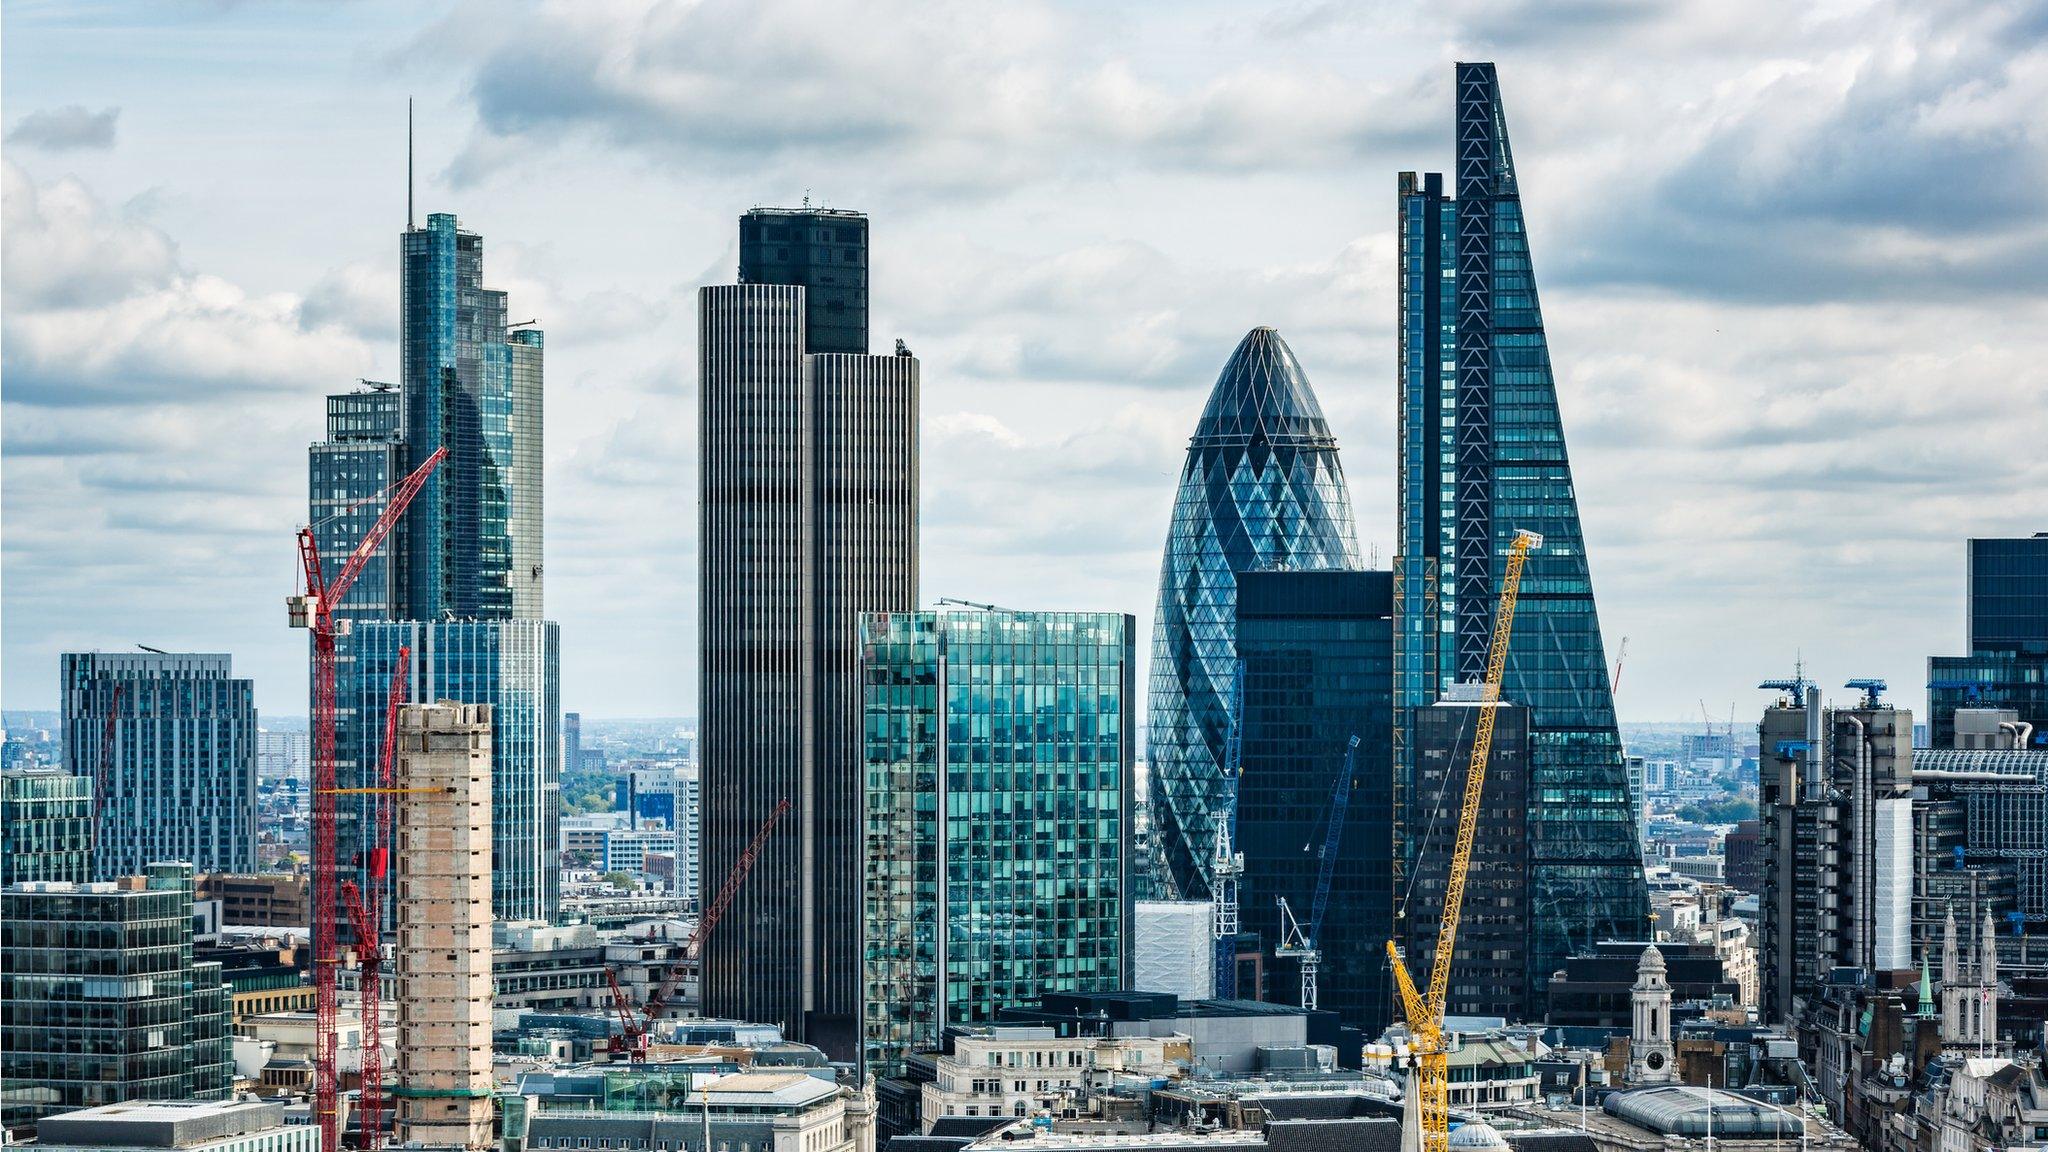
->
<box><xmin>1630</xmin><ymin>944</ymin><xmax>1675</xmax><ymax>1084</ymax></box>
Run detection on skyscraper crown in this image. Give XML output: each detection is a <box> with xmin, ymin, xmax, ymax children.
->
<box><xmin>1190</xmin><ymin>327</ymin><xmax>1335</xmax><ymax>449</ymax></box>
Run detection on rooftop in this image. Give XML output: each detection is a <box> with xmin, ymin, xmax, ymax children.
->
<box><xmin>38</xmin><ymin>1099</ymin><xmax>290</xmax><ymax>1148</ymax></box>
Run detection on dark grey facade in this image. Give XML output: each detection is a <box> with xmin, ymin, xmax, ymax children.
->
<box><xmin>1</xmin><ymin>863</ymin><xmax>231</xmax><ymax>1130</ymax></box>
<box><xmin>698</xmin><ymin>253</ymin><xmax>918</xmax><ymax>1062</ymax></box>
<box><xmin>62</xmin><ymin>653</ymin><xmax>257</xmax><ymax>880</ymax></box>
<box><xmin>1756</xmin><ymin>689</ymin><xmax>1914</xmax><ymax>1026</ymax></box>
<box><xmin>1232</xmin><ymin>570</ymin><xmax>1394</xmax><ymax>1033</ymax></box>
<box><xmin>1928</xmin><ymin>535</ymin><xmax>2048</xmax><ymax>748</ymax></box>
<box><xmin>1407</xmin><ymin>697</ymin><xmax>1531</xmax><ymax>1022</ymax></box>
<box><xmin>740</xmin><ymin>207</ymin><xmax>869</xmax><ymax>355</ymax></box>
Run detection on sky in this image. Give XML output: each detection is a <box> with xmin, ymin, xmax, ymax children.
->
<box><xmin>4</xmin><ymin>0</ymin><xmax>2047</xmax><ymax>723</ymax></box>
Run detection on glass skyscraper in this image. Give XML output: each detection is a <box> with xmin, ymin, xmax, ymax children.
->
<box><xmin>1</xmin><ymin>863</ymin><xmax>231</xmax><ymax>1130</ymax></box>
<box><xmin>1147</xmin><ymin>327</ymin><xmax>1361</xmax><ymax>902</ymax></box>
<box><xmin>399</xmin><ymin>212</ymin><xmax>544</xmax><ymax>621</ymax></box>
<box><xmin>61</xmin><ymin>652</ymin><xmax>258</xmax><ymax>880</ymax></box>
<box><xmin>314</xmin><ymin>210</ymin><xmax>562</xmax><ymax>929</ymax></box>
<box><xmin>1394</xmin><ymin>62</ymin><xmax>1646</xmax><ymax>1006</ymax></box>
<box><xmin>699</xmin><ymin>207</ymin><xmax>918</xmax><ymax>1063</ymax></box>
<box><xmin>1233</xmin><ymin>570</ymin><xmax>1394</xmax><ymax>1032</ymax></box>
<box><xmin>861</xmin><ymin>609</ymin><xmax>1134</xmax><ymax>1077</ymax></box>
<box><xmin>1928</xmin><ymin>534</ymin><xmax>2048</xmax><ymax>747</ymax></box>
<box><xmin>336</xmin><ymin>619</ymin><xmax>562</xmax><ymax>924</ymax></box>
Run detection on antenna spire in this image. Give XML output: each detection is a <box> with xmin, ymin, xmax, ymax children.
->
<box><xmin>407</xmin><ymin>97</ymin><xmax>415</xmax><ymax>231</ymax></box>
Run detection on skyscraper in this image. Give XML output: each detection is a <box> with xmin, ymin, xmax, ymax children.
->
<box><xmin>740</xmin><ymin>207</ymin><xmax>869</xmax><ymax>354</ymax></box>
<box><xmin>339</xmin><ymin>620</ymin><xmax>561</xmax><ymax>924</ymax></box>
<box><xmin>1147</xmin><ymin>327</ymin><xmax>1361</xmax><ymax>903</ymax></box>
<box><xmin>1233</xmin><ymin>569</ymin><xmax>1394</xmax><ymax>1031</ymax></box>
<box><xmin>399</xmin><ymin>212</ymin><xmax>544</xmax><ymax>621</ymax></box>
<box><xmin>63</xmin><ymin>652</ymin><xmax>258</xmax><ymax>879</ymax></box>
<box><xmin>699</xmin><ymin>207</ymin><xmax>917</xmax><ymax>1061</ymax></box>
<box><xmin>861</xmin><ymin>608</ymin><xmax>1135</xmax><ymax>1076</ymax></box>
<box><xmin>320</xmin><ymin>210</ymin><xmax>562</xmax><ymax>926</ymax></box>
<box><xmin>1928</xmin><ymin>534</ymin><xmax>2048</xmax><ymax>747</ymax></box>
<box><xmin>1394</xmin><ymin>63</ymin><xmax>1647</xmax><ymax>1004</ymax></box>
<box><xmin>309</xmin><ymin>385</ymin><xmax>407</xmax><ymax>624</ymax></box>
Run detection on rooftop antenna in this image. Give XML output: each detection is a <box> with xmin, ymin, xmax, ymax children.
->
<box><xmin>407</xmin><ymin>97</ymin><xmax>414</xmax><ymax>231</ymax></box>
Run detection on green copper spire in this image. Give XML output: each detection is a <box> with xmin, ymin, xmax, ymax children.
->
<box><xmin>1919</xmin><ymin>953</ymin><xmax>1936</xmax><ymax>1017</ymax></box>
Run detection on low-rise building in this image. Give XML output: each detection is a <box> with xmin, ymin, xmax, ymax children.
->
<box><xmin>525</xmin><ymin>1071</ymin><xmax>873</xmax><ymax>1152</ymax></box>
<box><xmin>197</xmin><ymin>873</ymin><xmax>310</xmax><ymax>927</ymax></box>
<box><xmin>35</xmin><ymin>1099</ymin><xmax>317</xmax><ymax>1152</ymax></box>
<box><xmin>918</xmin><ymin>1026</ymin><xmax>1183</xmax><ymax>1129</ymax></box>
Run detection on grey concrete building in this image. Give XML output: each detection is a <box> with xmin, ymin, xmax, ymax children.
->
<box><xmin>697</xmin><ymin>208</ymin><xmax>918</xmax><ymax>1063</ymax></box>
<box><xmin>1756</xmin><ymin>684</ymin><xmax>1914</xmax><ymax>1027</ymax></box>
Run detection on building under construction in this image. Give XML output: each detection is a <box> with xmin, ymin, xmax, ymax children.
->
<box><xmin>392</xmin><ymin>701</ymin><xmax>494</xmax><ymax>1151</ymax></box>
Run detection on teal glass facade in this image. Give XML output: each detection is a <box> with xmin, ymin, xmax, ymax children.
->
<box><xmin>861</xmin><ymin>610</ymin><xmax>1134</xmax><ymax>1077</ymax></box>
<box><xmin>1147</xmin><ymin>327</ymin><xmax>1361</xmax><ymax>902</ymax></box>
<box><xmin>0</xmin><ymin>863</ymin><xmax>231</xmax><ymax>1130</ymax></box>
<box><xmin>400</xmin><ymin>212</ymin><xmax>544</xmax><ymax>622</ymax></box>
<box><xmin>337</xmin><ymin>620</ymin><xmax>562</xmax><ymax>923</ymax></box>
<box><xmin>1394</xmin><ymin>63</ymin><xmax>1646</xmax><ymax>1007</ymax></box>
<box><xmin>2</xmin><ymin>769</ymin><xmax>95</xmax><ymax>886</ymax></box>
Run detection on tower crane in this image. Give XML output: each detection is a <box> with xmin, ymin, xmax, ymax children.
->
<box><xmin>1386</xmin><ymin>529</ymin><xmax>1540</xmax><ymax>1152</ymax></box>
<box><xmin>1609</xmin><ymin>636</ymin><xmax>1628</xmax><ymax>696</ymax></box>
<box><xmin>609</xmin><ymin>798</ymin><xmax>791</xmax><ymax>1060</ymax></box>
<box><xmin>288</xmin><ymin>446</ymin><xmax>444</xmax><ymax>1152</ymax></box>
<box><xmin>1213</xmin><ymin>660</ymin><xmax>1247</xmax><ymax>999</ymax></box>
<box><xmin>1276</xmin><ymin>733</ymin><xmax>1361</xmax><ymax>1011</ymax></box>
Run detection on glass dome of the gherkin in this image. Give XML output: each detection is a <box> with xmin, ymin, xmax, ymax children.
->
<box><xmin>1145</xmin><ymin>326</ymin><xmax>1361</xmax><ymax>902</ymax></box>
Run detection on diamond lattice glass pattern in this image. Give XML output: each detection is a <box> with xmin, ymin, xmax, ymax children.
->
<box><xmin>1147</xmin><ymin>327</ymin><xmax>1361</xmax><ymax>901</ymax></box>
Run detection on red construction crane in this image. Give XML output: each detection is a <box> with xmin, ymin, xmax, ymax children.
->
<box><xmin>338</xmin><ymin>881</ymin><xmax>384</xmax><ymax>1151</ymax></box>
<box><xmin>613</xmin><ymin>798</ymin><xmax>790</xmax><ymax>1060</ymax></box>
<box><xmin>604</xmin><ymin>969</ymin><xmax>646</xmax><ymax>1058</ymax></box>
<box><xmin>93</xmin><ymin>683</ymin><xmax>122</xmax><ymax>816</ymax></box>
<box><xmin>289</xmin><ymin>446</ymin><xmax>443</xmax><ymax>1152</ymax></box>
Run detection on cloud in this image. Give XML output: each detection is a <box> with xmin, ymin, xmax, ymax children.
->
<box><xmin>3</xmin><ymin>161</ymin><xmax>375</xmax><ymax>407</ymax></box>
<box><xmin>423</xmin><ymin>0</ymin><xmax>1430</xmax><ymax>192</ymax></box>
<box><xmin>6</xmin><ymin>105</ymin><xmax>120</xmax><ymax>151</ymax></box>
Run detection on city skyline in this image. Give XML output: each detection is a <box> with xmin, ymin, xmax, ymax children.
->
<box><xmin>7</xmin><ymin>1</ymin><xmax>2048</xmax><ymax>724</ymax></box>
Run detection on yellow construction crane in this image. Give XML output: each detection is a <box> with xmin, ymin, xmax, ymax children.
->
<box><xmin>1386</xmin><ymin>529</ymin><xmax>1540</xmax><ymax>1152</ymax></box>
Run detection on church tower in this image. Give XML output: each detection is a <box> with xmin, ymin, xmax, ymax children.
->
<box><xmin>1629</xmin><ymin>945</ymin><xmax>1675</xmax><ymax>1084</ymax></box>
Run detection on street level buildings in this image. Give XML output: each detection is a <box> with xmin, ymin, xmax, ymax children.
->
<box><xmin>861</xmin><ymin>609</ymin><xmax>1135</xmax><ymax>1076</ymax></box>
<box><xmin>1</xmin><ymin>864</ymin><xmax>231</xmax><ymax>1132</ymax></box>
<box><xmin>1393</xmin><ymin>63</ymin><xmax>1646</xmax><ymax>1007</ymax></box>
<box><xmin>62</xmin><ymin>653</ymin><xmax>257</xmax><ymax>879</ymax></box>
<box><xmin>1232</xmin><ymin>570</ymin><xmax>1394</xmax><ymax>1031</ymax></box>
<box><xmin>391</xmin><ymin>701</ymin><xmax>494</xmax><ymax>1151</ymax></box>
<box><xmin>1147</xmin><ymin>327</ymin><xmax>1361</xmax><ymax>903</ymax></box>
<box><xmin>698</xmin><ymin>206</ymin><xmax>918</xmax><ymax>1062</ymax></box>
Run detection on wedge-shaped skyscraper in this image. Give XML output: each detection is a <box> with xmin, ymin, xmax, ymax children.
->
<box><xmin>1148</xmin><ymin>327</ymin><xmax>1360</xmax><ymax>901</ymax></box>
<box><xmin>1395</xmin><ymin>63</ymin><xmax>1647</xmax><ymax>1008</ymax></box>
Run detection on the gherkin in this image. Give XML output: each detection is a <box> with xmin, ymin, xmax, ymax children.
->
<box><xmin>1147</xmin><ymin>327</ymin><xmax>1361</xmax><ymax>900</ymax></box>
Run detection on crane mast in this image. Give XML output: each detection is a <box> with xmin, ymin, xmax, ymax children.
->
<box><xmin>1213</xmin><ymin>660</ymin><xmax>1246</xmax><ymax>999</ymax></box>
<box><xmin>1387</xmin><ymin>529</ymin><xmax>1540</xmax><ymax>1152</ymax></box>
<box><xmin>288</xmin><ymin>446</ymin><xmax>444</xmax><ymax>1152</ymax></box>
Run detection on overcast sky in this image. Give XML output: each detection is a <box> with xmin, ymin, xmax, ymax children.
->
<box><xmin>5</xmin><ymin>0</ymin><xmax>2046</xmax><ymax>724</ymax></box>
